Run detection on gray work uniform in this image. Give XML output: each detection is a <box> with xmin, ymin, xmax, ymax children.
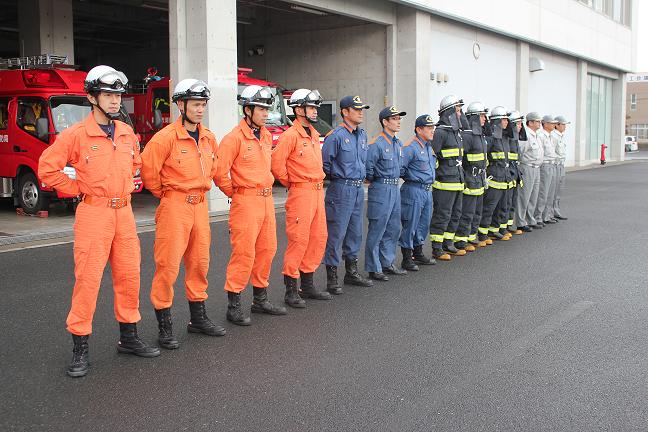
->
<box><xmin>552</xmin><ymin>129</ymin><xmax>566</xmax><ymax>218</ymax></box>
<box><xmin>515</xmin><ymin>127</ymin><xmax>543</xmax><ymax>227</ymax></box>
<box><xmin>535</xmin><ymin>128</ymin><xmax>557</xmax><ymax>223</ymax></box>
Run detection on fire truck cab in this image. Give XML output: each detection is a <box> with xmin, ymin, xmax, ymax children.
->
<box><xmin>0</xmin><ymin>55</ymin><xmax>142</xmax><ymax>214</ymax></box>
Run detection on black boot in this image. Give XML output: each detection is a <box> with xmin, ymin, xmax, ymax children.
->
<box><xmin>488</xmin><ymin>231</ymin><xmax>504</xmax><ymax>240</ymax></box>
<box><xmin>369</xmin><ymin>271</ymin><xmax>389</xmax><ymax>281</ymax></box>
<box><xmin>299</xmin><ymin>271</ymin><xmax>332</xmax><ymax>300</ymax></box>
<box><xmin>188</xmin><ymin>301</ymin><xmax>226</xmax><ymax>336</ymax></box>
<box><xmin>117</xmin><ymin>323</ymin><xmax>161</xmax><ymax>358</ymax></box>
<box><xmin>226</xmin><ymin>291</ymin><xmax>251</xmax><ymax>326</ymax></box>
<box><xmin>412</xmin><ymin>245</ymin><xmax>435</xmax><ymax>265</ymax></box>
<box><xmin>401</xmin><ymin>248</ymin><xmax>419</xmax><ymax>271</ymax></box>
<box><xmin>155</xmin><ymin>308</ymin><xmax>179</xmax><ymax>349</ymax></box>
<box><xmin>343</xmin><ymin>258</ymin><xmax>374</xmax><ymax>287</ymax></box>
<box><xmin>469</xmin><ymin>238</ymin><xmax>480</xmax><ymax>246</ymax></box>
<box><xmin>442</xmin><ymin>239</ymin><xmax>459</xmax><ymax>254</ymax></box>
<box><xmin>251</xmin><ymin>287</ymin><xmax>288</xmax><ymax>315</ymax></box>
<box><xmin>383</xmin><ymin>264</ymin><xmax>407</xmax><ymax>275</ymax></box>
<box><xmin>284</xmin><ymin>275</ymin><xmax>306</xmax><ymax>308</ymax></box>
<box><xmin>67</xmin><ymin>334</ymin><xmax>89</xmax><ymax>378</ymax></box>
<box><xmin>454</xmin><ymin>240</ymin><xmax>468</xmax><ymax>249</ymax></box>
<box><xmin>326</xmin><ymin>265</ymin><xmax>343</xmax><ymax>295</ymax></box>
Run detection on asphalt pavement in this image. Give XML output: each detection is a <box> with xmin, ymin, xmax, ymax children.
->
<box><xmin>1</xmin><ymin>161</ymin><xmax>648</xmax><ymax>432</ymax></box>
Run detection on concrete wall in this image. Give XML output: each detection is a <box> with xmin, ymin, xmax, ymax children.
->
<box><xmin>390</xmin><ymin>0</ymin><xmax>635</xmax><ymax>72</ymax></box>
<box><xmin>242</xmin><ymin>23</ymin><xmax>388</xmax><ymax>138</ymax></box>
<box><xmin>427</xmin><ymin>15</ymin><xmax>517</xmax><ymax>114</ymax></box>
<box><xmin>528</xmin><ymin>46</ymin><xmax>578</xmax><ymax>166</ymax></box>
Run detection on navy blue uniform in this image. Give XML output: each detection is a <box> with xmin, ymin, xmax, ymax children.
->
<box><xmin>322</xmin><ymin>121</ymin><xmax>369</xmax><ymax>266</ymax></box>
<box><xmin>364</xmin><ymin>132</ymin><xmax>403</xmax><ymax>272</ymax></box>
<box><xmin>399</xmin><ymin>135</ymin><xmax>436</xmax><ymax>250</ymax></box>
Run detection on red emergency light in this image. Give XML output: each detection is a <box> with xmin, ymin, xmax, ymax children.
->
<box><xmin>22</xmin><ymin>69</ymin><xmax>66</xmax><ymax>88</ymax></box>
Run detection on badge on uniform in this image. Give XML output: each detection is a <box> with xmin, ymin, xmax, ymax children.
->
<box><xmin>90</xmin><ymin>145</ymin><xmax>99</xmax><ymax>151</ymax></box>
<box><xmin>345</xmin><ymin>139</ymin><xmax>350</xmax><ymax>143</ymax></box>
<box><xmin>385</xmin><ymin>148</ymin><xmax>390</xmax><ymax>153</ymax></box>
<box><xmin>303</xmin><ymin>141</ymin><xmax>308</xmax><ymax>147</ymax></box>
<box><xmin>247</xmin><ymin>145</ymin><xmax>252</xmax><ymax>151</ymax></box>
<box><xmin>181</xmin><ymin>149</ymin><xmax>188</xmax><ymax>153</ymax></box>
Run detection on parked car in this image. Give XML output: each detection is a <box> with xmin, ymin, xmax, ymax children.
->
<box><xmin>625</xmin><ymin>135</ymin><xmax>638</xmax><ymax>152</ymax></box>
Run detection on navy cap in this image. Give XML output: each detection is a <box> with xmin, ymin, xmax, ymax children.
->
<box><xmin>415</xmin><ymin>114</ymin><xmax>436</xmax><ymax>128</ymax></box>
<box><xmin>340</xmin><ymin>95</ymin><xmax>370</xmax><ymax>110</ymax></box>
<box><xmin>379</xmin><ymin>106</ymin><xmax>406</xmax><ymax>121</ymax></box>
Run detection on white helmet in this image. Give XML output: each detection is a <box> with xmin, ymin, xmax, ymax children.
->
<box><xmin>84</xmin><ymin>65</ymin><xmax>128</xmax><ymax>94</ymax></box>
<box><xmin>465</xmin><ymin>101</ymin><xmax>488</xmax><ymax>117</ymax></box>
<box><xmin>489</xmin><ymin>106</ymin><xmax>508</xmax><ymax>120</ymax></box>
<box><xmin>439</xmin><ymin>94</ymin><xmax>464</xmax><ymax>114</ymax></box>
<box><xmin>508</xmin><ymin>110</ymin><xmax>524</xmax><ymax>122</ymax></box>
<box><xmin>172</xmin><ymin>79</ymin><xmax>210</xmax><ymax>102</ymax></box>
<box><xmin>238</xmin><ymin>85</ymin><xmax>274</xmax><ymax>108</ymax></box>
<box><xmin>288</xmin><ymin>89</ymin><xmax>323</xmax><ymax>108</ymax></box>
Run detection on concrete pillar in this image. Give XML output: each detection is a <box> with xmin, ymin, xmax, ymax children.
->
<box><xmin>169</xmin><ymin>0</ymin><xmax>238</xmax><ymax>212</ymax></box>
<box><xmin>394</xmin><ymin>6</ymin><xmax>431</xmax><ymax>135</ymax></box>
<box><xmin>574</xmin><ymin>60</ymin><xmax>588</xmax><ymax>165</ymax></box>
<box><xmin>18</xmin><ymin>0</ymin><xmax>74</xmax><ymax>63</ymax></box>
<box><xmin>515</xmin><ymin>41</ymin><xmax>529</xmax><ymax>114</ymax></box>
<box><xmin>610</xmin><ymin>74</ymin><xmax>627</xmax><ymax>162</ymax></box>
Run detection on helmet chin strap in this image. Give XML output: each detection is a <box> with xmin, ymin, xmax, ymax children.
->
<box><xmin>244</xmin><ymin>106</ymin><xmax>263</xmax><ymax>130</ymax></box>
<box><xmin>296</xmin><ymin>107</ymin><xmax>317</xmax><ymax>124</ymax></box>
<box><xmin>178</xmin><ymin>101</ymin><xmax>198</xmax><ymax>126</ymax></box>
<box><xmin>91</xmin><ymin>97</ymin><xmax>119</xmax><ymax>122</ymax></box>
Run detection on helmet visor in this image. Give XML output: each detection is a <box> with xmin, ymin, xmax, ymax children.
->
<box><xmin>96</xmin><ymin>70</ymin><xmax>128</xmax><ymax>92</ymax></box>
<box><xmin>187</xmin><ymin>81</ymin><xmax>211</xmax><ymax>99</ymax></box>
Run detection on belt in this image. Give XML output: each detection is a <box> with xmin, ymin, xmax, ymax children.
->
<box><xmin>404</xmin><ymin>181</ymin><xmax>432</xmax><ymax>191</ymax></box>
<box><xmin>83</xmin><ymin>194</ymin><xmax>130</xmax><ymax>209</ymax></box>
<box><xmin>290</xmin><ymin>181</ymin><xmax>324</xmax><ymax>190</ymax></box>
<box><xmin>235</xmin><ymin>187</ymin><xmax>273</xmax><ymax>197</ymax></box>
<box><xmin>331</xmin><ymin>178</ymin><xmax>363</xmax><ymax>187</ymax></box>
<box><xmin>374</xmin><ymin>178</ymin><xmax>399</xmax><ymax>185</ymax></box>
<box><xmin>161</xmin><ymin>190</ymin><xmax>205</xmax><ymax>205</ymax></box>
<box><xmin>543</xmin><ymin>160</ymin><xmax>556</xmax><ymax>165</ymax></box>
<box><xmin>522</xmin><ymin>163</ymin><xmax>541</xmax><ymax>169</ymax></box>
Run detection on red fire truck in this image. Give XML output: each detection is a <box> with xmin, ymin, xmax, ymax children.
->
<box><xmin>0</xmin><ymin>55</ymin><xmax>143</xmax><ymax>214</ymax></box>
<box><xmin>123</xmin><ymin>67</ymin><xmax>291</xmax><ymax>148</ymax></box>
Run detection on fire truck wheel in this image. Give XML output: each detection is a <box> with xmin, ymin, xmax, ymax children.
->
<box><xmin>17</xmin><ymin>171</ymin><xmax>49</xmax><ymax>215</ymax></box>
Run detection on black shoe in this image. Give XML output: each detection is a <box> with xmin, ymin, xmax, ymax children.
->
<box><xmin>543</xmin><ymin>219</ymin><xmax>556</xmax><ymax>224</ymax></box>
<box><xmin>227</xmin><ymin>291</ymin><xmax>251</xmax><ymax>326</ymax></box>
<box><xmin>188</xmin><ymin>301</ymin><xmax>226</xmax><ymax>336</ymax></box>
<box><xmin>488</xmin><ymin>231</ymin><xmax>504</xmax><ymax>240</ymax></box>
<box><xmin>469</xmin><ymin>238</ymin><xmax>480</xmax><ymax>246</ymax></box>
<box><xmin>555</xmin><ymin>215</ymin><xmax>568</xmax><ymax>220</ymax></box>
<box><xmin>478</xmin><ymin>233</ymin><xmax>489</xmax><ymax>241</ymax></box>
<box><xmin>117</xmin><ymin>323</ymin><xmax>161</xmax><ymax>358</ymax></box>
<box><xmin>155</xmin><ymin>308</ymin><xmax>180</xmax><ymax>349</ymax></box>
<box><xmin>326</xmin><ymin>265</ymin><xmax>343</xmax><ymax>295</ymax></box>
<box><xmin>299</xmin><ymin>271</ymin><xmax>332</xmax><ymax>300</ymax></box>
<box><xmin>521</xmin><ymin>225</ymin><xmax>533</xmax><ymax>232</ymax></box>
<box><xmin>284</xmin><ymin>275</ymin><xmax>306</xmax><ymax>308</ymax></box>
<box><xmin>531</xmin><ymin>224</ymin><xmax>543</xmax><ymax>229</ymax></box>
<box><xmin>251</xmin><ymin>287</ymin><xmax>288</xmax><ymax>315</ymax></box>
<box><xmin>538</xmin><ymin>221</ymin><xmax>546</xmax><ymax>227</ymax></box>
<box><xmin>343</xmin><ymin>259</ymin><xmax>374</xmax><ymax>287</ymax></box>
<box><xmin>401</xmin><ymin>248</ymin><xmax>420</xmax><ymax>271</ymax></box>
<box><xmin>67</xmin><ymin>334</ymin><xmax>89</xmax><ymax>378</ymax></box>
<box><xmin>442</xmin><ymin>239</ymin><xmax>458</xmax><ymax>254</ymax></box>
<box><xmin>383</xmin><ymin>264</ymin><xmax>407</xmax><ymax>275</ymax></box>
<box><xmin>454</xmin><ymin>241</ymin><xmax>468</xmax><ymax>249</ymax></box>
<box><xmin>369</xmin><ymin>272</ymin><xmax>389</xmax><ymax>281</ymax></box>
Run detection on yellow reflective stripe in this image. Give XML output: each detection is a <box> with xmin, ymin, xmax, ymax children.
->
<box><xmin>468</xmin><ymin>234</ymin><xmax>477</xmax><ymax>241</ymax></box>
<box><xmin>478</xmin><ymin>227</ymin><xmax>489</xmax><ymax>234</ymax></box>
<box><xmin>466</xmin><ymin>153</ymin><xmax>485</xmax><ymax>162</ymax></box>
<box><xmin>508</xmin><ymin>181</ymin><xmax>516</xmax><ymax>188</ymax></box>
<box><xmin>463</xmin><ymin>187</ymin><xmax>484</xmax><ymax>196</ymax></box>
<box><xmin>440</xmin><ymin>148</ymin><xmax>460</xmax><ymax>157</ymax></box>
<box><xmin>443</xmin><ymin>232</ymin><xmax>455</xmax><ymax>240</ymax></box>
<box><xmin>487</xmin><ymin>179</ymin><xmax>509</xmax><ymax>189</ymax></box>
<box><xmin>488</xmin><ymin>226</ymin><xmax>499</xmax><ymax>233</ymax></box>
<box><xmin>508</xmin><ymin>152</ymin><xmax>519</xmax><ymax>160</ymax></box>
<box><xmin>454</xmin><ymin>235</ymin><xmax>468</xmax><ymax>242</ymax></box>
<box><xmin>433</xmin><ymin>181</ymin><xmax>464</xmax><ymax>191</ymax></box>
<box><xmin>491</xmin><ymin>152</ymin><xmax>506</xmax><ymax>159</ymax></box>
<box><xmin>430</xmin><ymin>233</ymin><xmax>444</xmax><ymax>243</ymax></box>
<box><xmin>507</xmin><ymin>219</ymin><xmax>514</xmax><ymax>226</ymax></box>
<box><xmin>499</xmin><ymin>223</ymin><xmax>508</xmax><ymax>229</ymax></box>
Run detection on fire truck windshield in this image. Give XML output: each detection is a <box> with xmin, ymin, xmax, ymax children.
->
<box><xmin>237</xmin><ymin>85</ymin><xmax>287</xmax><ymax>127</ymax></box>
<box><xmin>50</xmin><ymin>96</ymin><xmax>91</xmax><ymax>132</ymax></box>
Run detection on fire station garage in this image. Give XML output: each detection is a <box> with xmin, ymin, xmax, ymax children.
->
<box><xmin>0</xmin><ymin>0</ymin><xmax>635</xmax><ymax>218</ymax></box>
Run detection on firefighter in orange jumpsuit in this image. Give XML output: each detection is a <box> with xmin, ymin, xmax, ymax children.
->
<box><xmin>38</xmin><ymin>65</ymin><xmax>160</xmax><ymax>378</ymax></box>
<box><xmin>141</xmin><ymin>79</ymin><xmax>226</xmax><ymax>350</ymax></box>
<box><xmin>215</xmin><ymin>85</ymin><xmax>287</xmax><ymax>325</ymax></box>
<box><xmin>271</xmin><ymin>89</ymin><xmax>332</xmax><ymax>308</ymax></box>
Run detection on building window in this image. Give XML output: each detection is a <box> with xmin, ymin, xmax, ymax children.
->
<box><xmin>631</xmin><ymin>93</ymin><xmax>637</xmax><ymax>111</ymax></box>
<box><xmin>577</xmin><ymin>0</ymin><xmax>630</xmax><ymax>25</ymax></box>
<box><xmin>586</xmin><ymin>74</ymin><xmax>613</xmax><ymax>160</ymax></box>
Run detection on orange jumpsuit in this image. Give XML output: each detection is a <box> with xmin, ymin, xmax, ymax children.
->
<box><xmin>38</xmin><ymin>114</ymin><xmax>142</xmax><ymax>336</ymax></box>
<box><xmin>140</xmin><ymin>116</ymin><xmax>218</xmax><ymax>309</ymax></box>
<box><xmin>214</xmin><ymin>119</ymin><xmax>276</xmax><ymax>293</ymax></box>
<box><xmin>270</xmin><ymin>121</ymin><xmax>327</xmax><ymax>278</ymax></box>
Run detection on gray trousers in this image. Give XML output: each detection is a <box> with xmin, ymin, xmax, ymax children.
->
<box><xmin>553</xmin><ymin>163</ymin><xmax>566</xmax><ymax>217</ymax></box>
<box><xmin>515</xmin><ymin>164</ymin><xmax>540</xmax><ymax>227</ymax></box>
<box><xmin>535</xmin><ymin>163</ymin><xmax>556</xmax><ymax>222</ymax></box>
